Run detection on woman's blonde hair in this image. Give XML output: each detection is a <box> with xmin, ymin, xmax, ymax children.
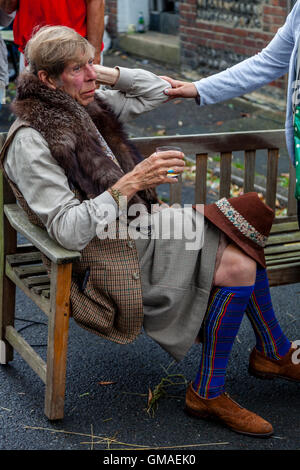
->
<box><xmin>25</xmin><ymin>25</ymin><xmax>95</xmax><ymax>78</ymax></box>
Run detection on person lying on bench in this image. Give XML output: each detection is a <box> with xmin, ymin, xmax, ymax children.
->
<box><xmin>1</xmin><ymin>25</ymin><xmax>299</xmax><ymax>438</ymax></box>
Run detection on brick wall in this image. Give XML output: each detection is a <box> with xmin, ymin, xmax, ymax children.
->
<box><xmin>180</xmin><ymin>0</ymin><xmax>289</xmax><ymax>88</ymax></box>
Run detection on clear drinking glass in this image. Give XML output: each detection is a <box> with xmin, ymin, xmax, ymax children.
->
<box><xmin>156</xmin><ymin>145</ymin><xmax>183</xmax><ymax>178</ymax></box>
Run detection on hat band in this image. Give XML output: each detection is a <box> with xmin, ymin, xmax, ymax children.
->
<box><xmin>215</xmin><ymin>198</ymin><xmax>268</xmax><ymax>248</ymax></box>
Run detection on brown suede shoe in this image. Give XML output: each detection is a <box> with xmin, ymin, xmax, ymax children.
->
<box><xmin>185</xmin><ymin>383</ymin><xmax>273</xmax><ymax>437</ymax></box>
<box><xmin>249</xmin><ymin>344</ymin><xmax>300</xmax><ymax>382</ymax></box>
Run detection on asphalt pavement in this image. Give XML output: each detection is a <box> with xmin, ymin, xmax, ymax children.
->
<box><xmin>1</xmin><ymin>49</ymin><xmax>300</xmax><ymax>459</ymax></box>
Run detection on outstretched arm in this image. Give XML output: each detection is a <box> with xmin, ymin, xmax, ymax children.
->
<box><xmin>164</xmin><ymin>2</ymin><xmax>300</xmax><ymax>105</ymax></box>
<box><xmin>161</xmin><ymin>76</ymin><xmax>198</xmax><ymax>99</ymax></box>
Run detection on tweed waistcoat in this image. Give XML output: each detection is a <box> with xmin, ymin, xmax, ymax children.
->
<box><xmin>0</xmin><ymin>119</ymin><xmax>144</xmax><ymax>344</ymax></box>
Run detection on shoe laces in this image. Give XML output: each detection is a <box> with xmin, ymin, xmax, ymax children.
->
<box><xmin>223</xmin><ymin>392</ymin><xmax>244</xmax><ymax>409</ymax></box>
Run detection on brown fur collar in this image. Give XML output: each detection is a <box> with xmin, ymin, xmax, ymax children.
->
<box><xmin>12</xmin><ymin>72</ymin><xmax>158</xmax><ymax>209</ymax></box>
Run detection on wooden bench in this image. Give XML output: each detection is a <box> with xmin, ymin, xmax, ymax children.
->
<box><xmin>133</xmin><ymin>129</ymin><xmax>300</xmax><ymax>287</ymax></box>
<box><xmin>0</xmin><ymin>128</ymin><xmax>299</xmax><ymax>420</ymax></box>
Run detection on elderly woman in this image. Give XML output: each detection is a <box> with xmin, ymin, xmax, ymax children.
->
<box><xmin>1</xmin><ymin>25</ymin><xmax>299</xmax><ymax>438</ymax></box>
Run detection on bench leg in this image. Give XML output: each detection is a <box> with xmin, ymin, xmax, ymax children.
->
<box><xmin>0</xmin><ymin>216</ymin><xmax>17</xmax><ymax>364</ymax></box>
<box><xmin>44</xmin><ymin>262</ymin><xmax>72</xmax><ymax>420</ymax></box>
<box><xmin>0</xmin><ymin>275</ymin><xmax>16</xmax><ymax>364</ymax></box>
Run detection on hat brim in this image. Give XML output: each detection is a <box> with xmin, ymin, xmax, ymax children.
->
<box><xmin>204</xmin><ymin>204</ymin><xmax>267</xmax><ymax>268</ymax></box>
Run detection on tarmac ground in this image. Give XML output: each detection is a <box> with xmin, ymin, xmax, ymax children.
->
<box><xmin>1</xmin><ymin>49</ymin><xmax>300</xmax><ymax>459</ymax></box>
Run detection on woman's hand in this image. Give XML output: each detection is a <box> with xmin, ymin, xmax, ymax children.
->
<box><xmin>111</xmin><ymin>149</ymin><xmax>185</xmax><ymax>200</ymax></box>
<box><xmin>160</xmin><ymin>76</ymin><xmax>198</xmax><ymax>99</ymax></box>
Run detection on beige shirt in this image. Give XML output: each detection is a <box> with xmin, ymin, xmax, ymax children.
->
<box><xmin>4</xmin><ymin>67</ymin><xmax>170</xmax><ymax>251</ymax></box>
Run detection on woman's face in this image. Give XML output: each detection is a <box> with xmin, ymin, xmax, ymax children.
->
<box><xmin>58</xmin><ymin>57</ymin><xmax>97</xmax><ymax>106</ymax></box>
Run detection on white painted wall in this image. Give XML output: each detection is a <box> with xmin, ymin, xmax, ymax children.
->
<box><xmin>117</xmin><ymin>0</ymin><xmax>150</xmax><ymax>33</ymax></box>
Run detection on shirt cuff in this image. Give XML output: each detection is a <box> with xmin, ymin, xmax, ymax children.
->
<box><xmin>114</xmin><ymin>67</ymin><xmax>134</xmax><ymax>92</ymax></box>
<box><xmin>193</xmin><ymin>81</ymin><xmax>202</xmax><ymax>106</ymax></box>
<box><xmin>92</xmin><ymin>190</ymin><xmax>120</xmax><ymax>227</ymax></box>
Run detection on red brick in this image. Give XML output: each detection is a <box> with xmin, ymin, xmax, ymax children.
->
<box><xmin>263</xmin><ymin>5</ymin><xmax>287</xmax><ymax>16</ymax></box>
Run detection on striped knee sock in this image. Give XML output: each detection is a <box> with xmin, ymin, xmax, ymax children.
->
<box><xmin>193</xmin><ymin>284</ymin><xmax>254</xmax><ymax>399</ymax></box>
<box><xmin>246</xmin><ymin>267</ymin><xmax>291</xmax><ymax>359</ymax></box>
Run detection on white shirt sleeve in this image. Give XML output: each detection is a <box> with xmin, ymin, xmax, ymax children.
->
<box><xmin>4</xmin><ymin>127</ymin><xmax>119</xmax><ymax>251</ymax></box>
<box><xmin>96</xmin><ymin>67</ymin><xmax>171</xmax><ymax>122</ymax></box>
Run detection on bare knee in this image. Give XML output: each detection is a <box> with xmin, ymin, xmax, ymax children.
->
<box><xmin>214</xmin><ymin>243</ymin><xmax>257</xmax><ymax>287</ymax></box>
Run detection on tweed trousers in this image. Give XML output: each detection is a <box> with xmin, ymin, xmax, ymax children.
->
<box><xmin>135</xmin><ymin>207</ymin><xmax>220</xmax><ymax>361</ymax></box>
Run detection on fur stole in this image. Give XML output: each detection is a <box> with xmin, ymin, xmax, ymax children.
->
<box><xmin>12</xmin><ymin>72</ymin><xmax>158</xmax><ymax>210</ymax></box>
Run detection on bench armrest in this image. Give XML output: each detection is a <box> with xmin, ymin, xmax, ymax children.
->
<box><xmin>4</xmin><ymin>204</ymin><xmax>81</xmax><ymax>264</ymax></box>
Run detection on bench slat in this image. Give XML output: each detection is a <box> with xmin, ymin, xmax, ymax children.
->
<box><xmin>267</xmin><ymin>256</ymin><xmax>300</xmax><ymax>266</ymax></box>
<box><xmin>266</xmin><ymin>231</ymin><xmax>300</xmax><ymax>245</ymax></box>
<box><xmin>219</xmin><ymin>152</ymin><xmax>232</xmax><ymax>198</ymax></box>
<box><xmin>14</xmin><ymin>264</ymin><xmax>47</xmax><ymax>278</ymax></box>
<box><xmin>268</xmin><ymin>263</ymin><xmax>300</xmax><ymax>287</ymax></box>
<box><xmin>266</xmin><ymin>250</ymin><xmax>300</xmax><ymax>261</ymax></box>
<box><xmin>270</xmin><ymin>221</ymin><xmax>299</xmax><ymax>233</ymax></box>
<box><xmin>23</xmin><ymin>274</ymin><xmax>51</xmax><ymax>288</ymax></box>
<box><xmin>7</xmin><ymin>251</ymin><xmax>42</xmax><ymax>265</ymax></box>
<box><xmin>5</xmin><ymin>260</ymin><xmax>50</xmax><ymax>316</ymax></box>
<box><xmin>131</xmin><ymin>129</ymin><xmax>287</xmax><ymax>156</ymax></box>
<box><xmin>169</xmin><ymin>175</ymin><xmax>182</xmax><ymax>205</ymax></box>
<box><xmin>266</xmin><ymin>148</ymin><xmax>279</xmax><ymax>211</ymax></box>
<box><xmin>265</xmin><ymin>242</ymin><xmax>300</xmax><ymax>255</ymax></box>
<box><xmin>195</xmin><ymin>153</ymin><xmax>208</xmax><ymax>204</ymax></box>
<box><xmin>288</xmin><ymin>161</ymin><xmax>297</xmax><ymax>216</ymax></box>
<box><xmin>244</xmin><ymin>150</ymin><xmax>256</xmax><ymax>193</ymax></box>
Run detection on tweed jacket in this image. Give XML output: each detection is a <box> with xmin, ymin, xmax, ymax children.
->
<box><xmin>1</xmin><ymin>117</ymin><xmax>147</xmax><ymax>344</ymax></box>
<box><xmin>0</xmin><ymin>68</ymin><xmax>171</xmax><ymax>344</ymax></box>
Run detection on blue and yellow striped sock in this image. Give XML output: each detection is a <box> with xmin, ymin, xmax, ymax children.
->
<box><xmin>193</xmin><ymin>284</ymin><xmax>254</xmax><ymax>399</ymax></box>
<box><xmin>246</xmin><ymin>267</ymin><xmax>291</xmax><ymax>359</ymax></box>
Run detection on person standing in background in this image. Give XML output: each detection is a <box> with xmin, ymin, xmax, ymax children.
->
<box><xmin>0</xmin><ymin>0</ymin><xmax>105</xmax><ymax>68</ymax></box>
<box><xmin>0</xmin><ymin>8</ymin><xmax>14</xmax><ymax>104</ymax></box>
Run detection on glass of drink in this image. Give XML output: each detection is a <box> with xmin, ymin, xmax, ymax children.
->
<box><xmin>156</xmin><ymin>145</ymin><xmax>183</xmax><ymax>178</ymax></box>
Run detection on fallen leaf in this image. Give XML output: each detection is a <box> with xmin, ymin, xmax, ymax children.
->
<box><xmin>216</xmin><ymin>121</ymin><xmax>223</xmax><ymax>126</ymax></box>
<box><xmin>97</xmin><ymin>381</ymin><xmax>117</xmax><ymax>386</ymax></box>
<box><xmin>147</xmin><ymin>387</ymin><xmax>153</xmax><ymax>408</ymax></box>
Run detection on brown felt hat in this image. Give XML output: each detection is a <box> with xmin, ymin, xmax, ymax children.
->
<box><xmin>204</xmin><ymin>192</ymin><xmax>274</xmax><ymax>268</ymax></box>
